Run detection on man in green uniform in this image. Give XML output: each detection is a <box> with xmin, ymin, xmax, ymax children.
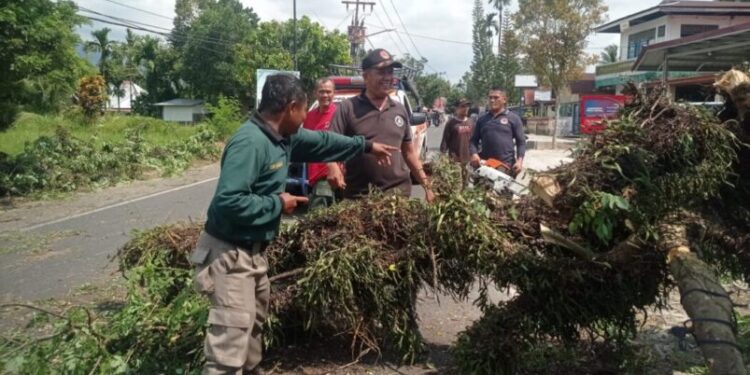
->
<box><xmin>190</xmin><ymin>74</ymin><xmax>396</xmax><ymax>374</ymax></box>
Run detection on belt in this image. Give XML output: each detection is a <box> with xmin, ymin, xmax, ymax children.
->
<box><xmin>204</xmin><ymin>227</ymin><xmax>267</xmax><ymax>254</ymax></box>
<box><xmin>234</xmin><ymin>240</ymin><xmax>266</xmax><ymax>254</ymax></box>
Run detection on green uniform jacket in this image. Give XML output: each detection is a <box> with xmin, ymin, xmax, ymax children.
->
<box><xmin>205</xmin><ymin>113</ymin><xmax>370</xmax><ymax>244</ymax></box>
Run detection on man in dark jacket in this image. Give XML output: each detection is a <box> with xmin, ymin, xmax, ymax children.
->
<box><xmin>469</xmin><ymin>88</ymin><xmax>526</xmax><ymax>176</ymax></box>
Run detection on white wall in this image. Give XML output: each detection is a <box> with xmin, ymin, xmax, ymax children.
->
<box><xmin>617</xmin><ymin>14</ymin><xmax>750</xmax><ymax>61</ymax></box>
<box><xmin>665</xmin><ymin>14</ymin><xmax>750</xmax><ymax>39</ymax></box>
<box><xmin>163</xmin><ymin>107</ymin><xmax>195</xmax><ymax>123</ymax></box>
<box><xmin>619</xmin><ymin>17</ymin><xmax>669</xmax><ymax>61</ymax></box>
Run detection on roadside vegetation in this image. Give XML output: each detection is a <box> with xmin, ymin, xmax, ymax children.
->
<box><xmin>0</xmin><ymin>98</ymin><xmax>247</xmax><ymax>198</ymax></box>
<box><xmin>0</xmin><ymin>0</ymin><xmax>354</xmax><ymax>200</ymax></box>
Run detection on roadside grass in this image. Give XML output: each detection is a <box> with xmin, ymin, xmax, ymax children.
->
<box><xmin>0</xmin><ymin>104</ymin><xmax>246</xmax><ymax>198</ymax></box>
<box><xmin>0</xmin><ymin>112</ymin><xmax>201</xmax><ymax>157</ymax></box>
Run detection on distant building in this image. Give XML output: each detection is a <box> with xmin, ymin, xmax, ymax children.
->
<box><xmin>594</xmin><ymin>1</ymin><xmax>750</xmax><ymax>96</ymax></box>
<box><xmin>633</xmin><ymin>21</ymin><xmax>750</xmax><ymax>101</ymax></box>
<box><xmin>154</xmin><ymin>99</ymin><xmax>207</xmax><ymax>124</ymax></box>
<box><xmin>107</xmin><ymin>81</ymin><xmax>146</xmax><ymax>113</ymax></box>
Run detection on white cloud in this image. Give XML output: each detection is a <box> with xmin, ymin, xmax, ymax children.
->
<box><xmin>74</xmin><ymin>0</ymin><xmax>662</xmax><ymax>83</ymax></box>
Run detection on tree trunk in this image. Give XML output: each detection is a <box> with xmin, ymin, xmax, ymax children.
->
<box><xmin>497</xmin><ymin>6</ymin><xmax>503</xmax><ymax>55</ymax></box>
<box><xmin>660</xmin><ymin>223</ymin><xmax>747</xmax><ymax>375</ymax></box>
<box><xmin>552</xmin><ymin>90</ymin><xmax>560</xmax><ymax>149</ymax></box>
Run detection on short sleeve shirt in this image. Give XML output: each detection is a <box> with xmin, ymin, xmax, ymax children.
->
<box><xmin>329</xmin><ymin>92</ymin><xmax>413</xmax><ymax>198</ymax></box>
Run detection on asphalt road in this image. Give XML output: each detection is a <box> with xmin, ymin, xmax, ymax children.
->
<box><xmin>0</xmin><ymin>124</ymin><xmax>446</xmax><ymax>302</ymax></box>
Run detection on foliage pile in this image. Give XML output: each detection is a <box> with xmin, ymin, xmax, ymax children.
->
<box><xmin>5</xmin><ymin>85</ymin><xmax>750</xmax><ymax>373</ymax></box>
<box><xmin>0</xmin><ymin>124</ymin><xmax>219</xmax><ymax>197</ymax></box>
<box><xmin>452</xmin><ymin>85</ymin><xmax>746</xmax><ymax>374</ymax></box>
<box><xmin>2</xmin><ymin>161</ymin><xmax>508</xmax><ymax>372</ymax></box>
<box><xmin>1</xmin><ymin>223</ymin><xmax>209</xmax><ymax>373</ymax></box>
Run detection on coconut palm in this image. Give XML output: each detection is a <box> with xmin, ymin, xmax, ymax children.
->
<box><xmin>488</xmin><ymin>0</ymin><xmax>511</xmax><ymax>54</ymax></box>
<box><xmin>84</xmin><ymin>28</ymin><xmax>116</xmax><ymax>80</ymax></box>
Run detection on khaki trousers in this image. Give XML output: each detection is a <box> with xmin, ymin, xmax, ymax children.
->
<box><xmin>190</xmin><ymin>232</ymin><xmax>270</xmax><ymax>375</ymax></box>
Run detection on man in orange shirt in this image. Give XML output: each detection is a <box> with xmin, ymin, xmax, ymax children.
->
<box><xmin>303</xmin><ymin>78</ymin><xmax>338</xmax><ymax>186</ymax></box>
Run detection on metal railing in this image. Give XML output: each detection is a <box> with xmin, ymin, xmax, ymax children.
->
<box><xmin>595</xmin><ymin>60</ymin><xmax>637</xmax><ymax>76</ymax></box>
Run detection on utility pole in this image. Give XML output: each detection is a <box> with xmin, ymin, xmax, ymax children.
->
<box><xmin>342</xmin><ymin>0</ymin><xmax>375</xmax><ymax>63</ymax></box>
<box><xmin>293</xmin><ymin>0</ymin><xmax>297</xmax><ymax>70</ymax></box>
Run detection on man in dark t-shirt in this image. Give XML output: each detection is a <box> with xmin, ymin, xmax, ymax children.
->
<box><xmin>327</xmin><ymin>48</ymin><xmax>435</xmax><ymax>202</ymax></box>
<box><xmin>469</xmin><ymin>88</ymin><xmax>526</xmax><ymax>176</ymax></box>
<box><xmin>441</xmin><ymin>98</ymin><xmax>475</xmax><ymax>164</ymax></box>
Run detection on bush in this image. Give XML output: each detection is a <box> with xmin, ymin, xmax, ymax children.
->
<box><xmin>0</xmin><ymin>125</ymin><xmax>219</xmax><ymax>197</ymax></box>
<box><xmin>204</xmin><ymin>96</ymin><xmax>244</xmax><ymax>139</ymax></box>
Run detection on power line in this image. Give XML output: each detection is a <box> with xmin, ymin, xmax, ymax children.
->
<box><xmin>386</xmin><ymin>0</ymin><xmax>423</xmax><ymax>59</ymax></box>
<box><xmin>96</xmin><ymin>0</ymin><xmax>174</xmax><ymax>21</ymax></box>
<box><xmin>371</xmin><ymin>9</ymin><xmax>405</xmax><ymax>55</ymax></box>
<box><xmin>79</xmin><ymin>15</ymin><xmax>229</xmax><ymax>56</ymax></box>
<box><xmin>376</xmin><ymin>1</ymin><xmax>411</xmax><ymax>56</ymax></box>
<box><xmin>366</xmin><ymin>23</ymin><xmax>471</xmax><ymax>46</ymax></box>
<box><xmin>78</xmin><ymin>8</ymin><xmax>242</xmax><ymax>48</ymax></box>
<box><xmin>334</xmin><ymin>10</ymin><xmax>354</xmax><ymax>30</ymax></box>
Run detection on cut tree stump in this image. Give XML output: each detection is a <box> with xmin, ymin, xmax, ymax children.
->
<box><xmin>661</xmin><ymin>223</ymin><xmax>747</xmax><ymax>375</ymax></box>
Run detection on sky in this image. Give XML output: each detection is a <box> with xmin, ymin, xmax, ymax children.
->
<box><xmin>74</xmin><ymin>0</ymin><xmax>664</xmax><ymax>83</ymax></box>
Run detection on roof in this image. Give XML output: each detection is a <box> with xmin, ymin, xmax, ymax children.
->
<box><xmin>107</xmin><ymin>81</ymin><xmax>147</xmax><ymax>110</ymax></box>
<box><xmin>569</xmin><ymin>74</ymin><xmax>596</xmax><ymax>94</ymax></box>
<box><xmin>596</xmin><ymin>1</ymin><xmax>750</xmax><ymax>33</ymax></box>
<box><xmin>633</xmin><ymin>21</ymin><xmax>750</xmax><ymax>71</ymax></box>
<box><xmin>154</xmin><ymin>99</ymin><xmax>205</xmax><ymax>107</ymax></box>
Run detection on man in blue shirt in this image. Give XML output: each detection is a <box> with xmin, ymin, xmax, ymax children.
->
<box><xmin>469</xmin><ymin>88</ymin><xmax>526</xmax><ymax>176</ymax></box>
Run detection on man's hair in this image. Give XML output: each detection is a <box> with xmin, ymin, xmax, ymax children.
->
<box><xmin>315</xmin><ymin>77</ymin><xmax>335</xmax><ymax>90</ymax></box>
<box><xmin>489</xmin><ymin>87</ymin><xmax>507</xmax><ymax>95</ymax></box>
<box><xmin>258</xmin><ymin>74</ymin><xmax>307</xmax><ymax>114</ymax></box>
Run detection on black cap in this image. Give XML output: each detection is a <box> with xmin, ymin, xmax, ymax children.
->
<box><xmin>361</xmin><ymin>48</ymin><xmax>403</xmax><ymax>70</ymax></box>
<box><xmin>456</xmin><ymin>98</ymin><xmax>471</xmax><ymax>107</ymax></box>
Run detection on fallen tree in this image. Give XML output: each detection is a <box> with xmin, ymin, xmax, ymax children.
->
<box><xmin>3</xmin><ymin>71</ymin><xmax>750</xmax><ymax>374</ymax></box>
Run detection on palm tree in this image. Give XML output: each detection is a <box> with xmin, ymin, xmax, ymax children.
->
<box><xmin>85</xmin><ymin>28</ymin><xmax>116</xmax><ymax>81</ymax></box>
<box><xmin>488</xmin><ymin>0</ymin><xmax>511</xmax><ymax>54</ymax></box>
<box><xmin>599</xmin><ymin>44</ymin><xmax>619</xmax><ymax>64</ymax></box>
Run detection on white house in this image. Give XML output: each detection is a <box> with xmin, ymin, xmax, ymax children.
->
<box><xmin>107</xmin><ymin>80</ymin><xmax>147</xmax><ymax>112</ymax></box>
<box><xmin>154</xmin><ymin>99</ymin><xmax>207</xmax><ymax>124</ymax></box>
<box><xmin>594</xmin><ymin>1</ymin><xmax>750</xmax><ymax>92</ymax></box>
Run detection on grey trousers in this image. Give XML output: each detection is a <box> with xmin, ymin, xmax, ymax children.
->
<box><xmin>190</xmin><ymin>232</ymin><xmax>270</xmax><ymax>375</ymax></box>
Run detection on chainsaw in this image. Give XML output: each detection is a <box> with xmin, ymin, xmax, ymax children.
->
<box><xmin>467</xmin><ymin>158</ymin><xmax>528</xmax><ymax>196</ymax></box>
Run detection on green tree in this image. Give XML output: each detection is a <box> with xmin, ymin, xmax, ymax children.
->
<box><xmin>85</xmin><ymin>28</ymin><xmax>117</xmax><ymax>82</ymax></box>
<box><xmin>132</xmin><ymin>37</ymin><xmax>182</xmax><ymax>116</ymax></box>
<box><xmin>415</xmin><ymin>73</ymin><xmax>451</xmax><ymax>109</ymax></box>
<box><xmin>171</xmin><ymin>0</ymin><xmax>212</xmax><ymax>49</ymax></box>
<box><xmin>0</xmin><ymin>0</ymin><xmax>90</xmax><ymax>127</ymax></box>
<box><xmin>278</xmin><ymin>16</ymin><xmax>352</xmax><ymax>94</ymax></box>
<box><xmin>492</xmin><ymin>13</ymin><xmax>522</xmax><ymax>104</ymax></box>
<box><xmin>180</xmin><ymin>0</ymin><xmax>259</xmax><ymax>107</ymax></box>
<box><xmin>235</xmin><ymin>21</ymin><xmax>294</xmax><ymax>109</ymax></box>
<box><xmin>515</xmin><ymin>0</ymin><xmax>606</xmax><ymax>147</ymax></box>
<box><xmin>466</xmin><ymin>0</ymin><xmax>496</xmax><ymax>104</ymax></box>
<box><xmin>600</xmin><ymin>44</ymin><xmax>619</xmax><ymax>64</ymax></box>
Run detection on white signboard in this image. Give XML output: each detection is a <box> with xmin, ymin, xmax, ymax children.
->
<box><xmin>534</xmin><ymin>90</ymin><xmax>552</xmax><ymax>102</ymax></box>
<box><xmin>514</xmin><ymin>75</ymin><xmax>538</xmax><ymax>88</ymax></box>
<box><xmin>255</xmin><ymin>69</ymin><xmax>300</xmax><ymax>110</ymax></box>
